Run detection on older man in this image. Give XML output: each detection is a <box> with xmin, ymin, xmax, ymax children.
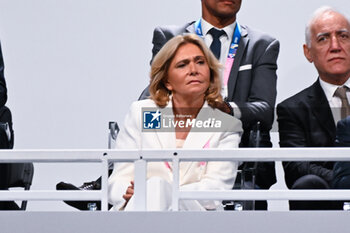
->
<box><xmin>139</xmin><ymin>0</ymin><xmax>279</xmax><ymax>200</ymax></box>
<box><xmin>277</xmin><ymin>6</ymin><xmax>350</xmax><ymax>210</ymax></box>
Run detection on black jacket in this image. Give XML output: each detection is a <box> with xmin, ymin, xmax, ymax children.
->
<box><xmin>0</xmin><ymin>42</ymin><xmax>7</xmax><ymax>108</ymax></box>
<box><xmin>277</xmin><ymin>79</ymin><xmax>336</xmax><ymax>188</ymax></box>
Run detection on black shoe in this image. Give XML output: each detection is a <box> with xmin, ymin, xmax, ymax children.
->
<box><xmin>56</xmin><ymin>181</ymin><xmax>101</xmax><ymax>210</ymax></box>
<box><xmin>80</xmin><ymin>181</ymin><xmax>101</xmax><ymax>190</ymax></box>
<box><xmin>0</xmin><ymin>201</ymin><xmax>20</xmax><ymax>210</ymax></box>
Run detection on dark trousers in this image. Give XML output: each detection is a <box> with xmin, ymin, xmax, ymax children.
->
<box><xmin>333</xmin><ymin>162</ymin><xmax>350</xmax><ymax>189</ymax></box>
<box><xmin>289</xmin><ymin>174</ymin><xmax>343</xmax><ymax>210</ymax></box>
<box><xmin>224</xmin><ymin>180</ymin><xmax>268</xmax><ymax>211</ymax></box>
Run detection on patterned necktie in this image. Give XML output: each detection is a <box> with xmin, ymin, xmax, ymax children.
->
<box><xmin>208</xmin><ymin>28</ymin><xmax>226</xmax><ymax>59</ymax></box>
<box><xmin>334</xmin><ymin>86</ymin><xmax>350</xmax><ymax>119</ymax></box>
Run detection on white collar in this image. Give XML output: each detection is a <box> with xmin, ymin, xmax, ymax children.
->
<box><xmin>200</xmin><ymin>18</ymin><xmax>236</xmax><ymax>41</ymax></box>
<box><xmin>319</xmin><ymin>77</ymin><xmax>350</xmax><ymax>101</ymax></box>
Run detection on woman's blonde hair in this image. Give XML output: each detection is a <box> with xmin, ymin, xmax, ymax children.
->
<box><xmin>149</xmin><ymin>34</ymin><xmax>223</xmax><ymax>108</ymax></box>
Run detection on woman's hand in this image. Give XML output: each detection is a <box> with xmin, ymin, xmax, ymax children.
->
<box><xmin>122</xmin><ymin>181</ymin><xmax>134</xmax><ymax>203</ymax></box>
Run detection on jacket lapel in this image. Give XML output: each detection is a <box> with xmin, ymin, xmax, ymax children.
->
<box><xmin>182</xmin><ymin>102</ymin><xmax>215</xmax><ymax>148</ymax></box>
<box><xmin>186</xmin><ymin>22</ymin><xmax>249</xmax><ymax>101</ymax></box>
<box><xmin>227</xmin><ymin>25</ymin><xmax>249</xmax><ymax>100</ymax></box>
<box><xmin>154</xmin><ymin>100</ymin><xmax>216</xmax><ymax>183</ymax></box>
<box><xmin>308</xmin><ymin>80</ymin><xmax>336</xmax><ymax>138</ymax></box>
<box><xmin>185</xmin><ymin>21</ymin><xmax>196</xmax><ymax>34</ymax></box>
<box><xmin>180</xmin><ymin>102</ymin><xmax>215</xmax><ymax>179</ymax></box>
<box><xmin>155</xmin><ymin>99</ymin><xmax>215</xmax><ymax>149</ymax></box>
<box><xmin>154</xmin><ymin>100</ymin><xmax>176</xmax><ymax>149</ymax></box>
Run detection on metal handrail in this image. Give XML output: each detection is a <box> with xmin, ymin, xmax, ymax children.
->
<box><xmin>1</xmin><ymin>148</ymin><xmax>350</xmax><ymax>211</ymax></box>
<box><xmin>107</xmin><ymin>147</ymin><xmax>350</xmax><ymax>211</ymax></box>
<box><xmin>0</xmin><ymin>149</ymin><xmax>109</xmax><ymax>210</ymax></box>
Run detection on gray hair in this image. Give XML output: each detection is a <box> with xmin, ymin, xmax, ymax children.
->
<box><xmin>305</xmin><ymin>6</ymin><xmax>350</xmax><ymax>47</ymax></box>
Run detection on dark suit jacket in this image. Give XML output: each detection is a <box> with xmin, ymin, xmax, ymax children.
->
<box><xmin>0</xmin><ymin>42</ymin><xmax>7</xmax><ymax>108</ymax></box>
<box><xmin>0</xmin><ymin>106</ymin><xmax>14</xmax><ymax>190</ymax></box>
<box><xmin>277</xmin><ymin>80</ymin><xmax>335</xmax><ymax>189</ymax></box>
<box><xmin>0</xmin><ymin>42</ymin><xmax>10</xmax><ymax>189</ymax></box>
<box><xmin>139</xmin><ymin>22</ymin><xmax>280</xmax><ymax>189</ymax></box>
<box><xmin>0</xmin><ymin>43</ymin><xmax>15</xmax><ymax>210</ymax></box>
<box><xmin>0</xmin><ymin>43</ymin><xmax>10</xmax><ymax>189</ymax></box>
<box><xmin>332</xmin><ymin>116</ymin><xmax>350</xmax><ymax>189</ymax></box>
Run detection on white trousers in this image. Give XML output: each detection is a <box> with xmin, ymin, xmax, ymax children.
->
<box><xmin>124</xmin><ymin>177</ymin><xmax>206</xmax><ymax>211</ymax></box>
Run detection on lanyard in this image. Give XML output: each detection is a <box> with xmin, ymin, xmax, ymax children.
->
<box><xmin>194</xmin><ymin>19</ymin><xmax>241</xmax><ymax>85</ymax></box>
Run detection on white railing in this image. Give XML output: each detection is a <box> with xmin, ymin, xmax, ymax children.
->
<box><xmin>0</xmin><ymin>149</ymin><xmax>110</xmax><ymax>211</ymax></box>
<box><xmin>1</xmin><ymin>148</ymin><xmax>350</xmax><ymax>211</ymax></box>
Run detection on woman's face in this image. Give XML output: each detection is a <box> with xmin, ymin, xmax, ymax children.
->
<box><xmin>165</xmin><ymin>43</ymin><xmax>210</xmax><ymax>100</ymax></box>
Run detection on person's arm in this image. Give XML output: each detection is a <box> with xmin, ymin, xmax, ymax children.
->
<box><xmin>151</xmin><ymin>27</ymin><xmax>169</xmax><ymax>63</ymax></box>
<box><xmin>108</xmin><ymin>102</ymin><xmax>141</xmax><ymax>210</ymax></box>
<box><xmin>138</xmin><ymin>27</ymin><xmax>168</xmax><ymax>100</ymax></box>
<box><xmin>0</xmin><ymin>42</ymin><xmax>8</xmax><ymax>107</ymax></box>
<box><xmin>277</xmin><ymin>103</ymin><xmax>332</xmax><ymax>188</ymax></box>
<box><xmin>235</xmin><ymin>39</ymin><xmax>279</xmax><ymax>130</ymax></box>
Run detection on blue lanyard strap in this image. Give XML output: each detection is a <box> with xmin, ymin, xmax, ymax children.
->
<box><xmin>194</xmin><ymin>19</ymin><xmax>203</xmax><ymax>36</ymax></box>
<box><xmin>194</xmin><ymin>19</ymin><xmax>241</xmax><ymax>59</ymax></box>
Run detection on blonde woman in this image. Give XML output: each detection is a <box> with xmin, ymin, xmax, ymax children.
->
<box><xmin>108</xmin><ymin>34</ymin><xmax>242</xmax><ymax>211</ymax></box>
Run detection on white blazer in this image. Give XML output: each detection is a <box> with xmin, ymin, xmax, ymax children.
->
<box><xmin>108</xmin><ymin>99</ymin><xmax>243</xmax><ymax>210</ymax></box>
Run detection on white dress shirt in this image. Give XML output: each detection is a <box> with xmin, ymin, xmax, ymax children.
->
<box><xmin>201</xmin><ymin>18</ymin><xmax>241</xmax><ymax>118</ymax></box>
<box><xmin>319</xmin><ymin>77</ymin><xmax>350</xmax><ymax>124</ymax></box>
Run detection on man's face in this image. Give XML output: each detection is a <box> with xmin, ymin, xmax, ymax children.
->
<box><xmin>304</xmin><ymin>11</ymin><xmax>350</xmax><ymax>84</ymax></box>
<box><xmin>202</xmin><ymin>0</ymin><xmax>242</xmax><ymax>19</ymax></box>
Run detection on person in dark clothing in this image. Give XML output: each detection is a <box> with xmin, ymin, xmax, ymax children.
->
<box><xmin>332</xmin><ymin>116</ymin><xmax>350</xmax><ymax>189</ymax></box>
<box><xmin>0</xmin><ymin>42</ymin><xmax>16</xmax><ymax>210</ymax></box>
<box><xmin>277</xmin><ymin>6</ymin><xmax>350</xmax><ymax>210</ymax></box>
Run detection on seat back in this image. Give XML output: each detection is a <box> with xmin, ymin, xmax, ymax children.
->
<box><xmin>0</xmin><ymin>106</ymin><xmax>34</xmax><ymax>210</ymax></box>
<box><xmin>6</xmin><ymin>163</ymin><xmax>34</xmax><ymax>210</ymax></box>
<box><xmin>108</xmin><ymin>121</ymin><xmax>120</xmax><ymax>149</ymax></box>
<box><xmin>223</xmin><ymin>122</ymin><xmax>261</xmax><ymax>211</ymax></box>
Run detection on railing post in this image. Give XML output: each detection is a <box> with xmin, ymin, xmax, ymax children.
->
<box><xmin>134</xmin><ymin>157</ymin><xmax>147</xmax><ymax>211</ymax></box>
<box><xmin>101</xmin><ymin>153</ymin><xmax>109</xmax><ymax>211</ymax></box>
<box><xmin>172</xmin><ymin>153</ymin><xmax>179</xmax><ymax>211</ymax></box>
